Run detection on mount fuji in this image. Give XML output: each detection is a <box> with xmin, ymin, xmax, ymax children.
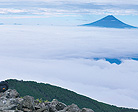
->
<box><xmin>82</xmin><ymin>15</ymin><xmax>137</xmax><ymax>29</ymax></box>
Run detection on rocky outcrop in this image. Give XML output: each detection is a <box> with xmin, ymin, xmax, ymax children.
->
<box><xmin>0</xmin><ymin>89</ymin><xmax>94</xmax><ymax>112</ymax></box>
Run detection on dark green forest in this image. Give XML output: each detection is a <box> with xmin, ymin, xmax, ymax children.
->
<box><xmin>6</xmin><ymin>79</ymin><xmax>138</xmax><ymax>112</ymax></box>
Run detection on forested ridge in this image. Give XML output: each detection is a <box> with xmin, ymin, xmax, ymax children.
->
<box><xmin>6</xmin><ymin>79</ymin><xmax>138</xmax><ymax>112</ymax></box>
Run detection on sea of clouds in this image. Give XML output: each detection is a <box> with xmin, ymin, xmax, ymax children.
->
<box><xmin>0</xmin><ymin>25</ymin><xmax>138</xmax><ymax>109</ymax></box>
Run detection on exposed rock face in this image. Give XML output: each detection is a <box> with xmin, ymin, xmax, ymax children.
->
<box><xmin>17</xmin><ymin>95</ymin><xmax>35</xmax><ymax>111</ymax></box>
<box><xmin>0</xmin><ymin>89</ymin><xmax>21</xmax><ymax>111</ymax></box>
<box><xmin>50</xmin><ymin>99</ymin><xmax>66</xmax><ymax>111</ymax></box>
<box><xmin>81</xmin><ymin>108</ymin><xmax>94</xmax><ymax>112</ymax></box>
<box><xmin>59</xmin><ymin>104</ymin><xmax>81</xmax><ymax>112</ymax></box>
<box><xmin>0</xmin><ymin>89</ymin><xmax>94</xmax><ymax>112</ymax></box>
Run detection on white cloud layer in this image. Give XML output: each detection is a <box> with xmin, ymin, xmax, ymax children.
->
<box><xmin>1</xmin><ymin>0</ymin><xmax>138</xmax><ymax>5</ymax></box>
<box><xmin>92</xmin><ymin>0</ymin><xmax>138</xmax><ymax>5</ymax></box>
<box><xmin>0</xmin><ymin>25</ymin><xmax>138</xmax><ymax>109</ymax></box>
<box><xmin>0</xmin><ymin>0</ymin><xmax>138</xmax><ymax>16</ymax></box>
<box><xmin>0</xmin><ymin>8</ymin><xmax>138</xmax><ymax>16</ymax></box>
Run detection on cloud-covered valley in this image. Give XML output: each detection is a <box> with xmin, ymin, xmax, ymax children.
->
<box><xmin>0</xmin><ymin>25</ymin><xmax>138</xmax><ymax>108</ymax></box>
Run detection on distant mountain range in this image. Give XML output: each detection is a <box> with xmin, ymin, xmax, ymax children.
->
<box><xmin>6</xmin><ymin>79</ymin><xmax>138</xmax><ymax>112</ymax></box>
<box><xmin>82</xmin><ymin>15</ymin><xmax>137</xmax><ymax>29</ymax></box>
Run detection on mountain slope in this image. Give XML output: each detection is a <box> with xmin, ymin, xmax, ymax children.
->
<box><xmin>82</xmin><ymin>15</ymin><xmax>137</xmax><ymax>28</ymax></box>
<box><xmin>6</xmin><ymin>79</ymin><xmax>138</xmax><ymax>112</ymax></box>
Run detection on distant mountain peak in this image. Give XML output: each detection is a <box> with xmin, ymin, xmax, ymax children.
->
<box><xmin>104</xmin><ymin>15</ymin><xmax>115</xmax><ymax>18</ymax></box>
<box><xmin>106</xmin><ymin>15</ymin><xmax>115</xmax><ymax>17</ymax></box>
<box><xmin>102</xmin><ymin>15</ymin><xmax>117</xmax><ymax>20</ymax></box>
<box><xmin>82</xmin><ymin>15</ymin><xmax>137</xmax><ymax>29</ymax></box>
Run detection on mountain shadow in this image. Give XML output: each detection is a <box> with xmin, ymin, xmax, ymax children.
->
<box><xmin>81</xmin><ymin>15</ymin><xmax>137</xmax><ymax>29</ymax></box>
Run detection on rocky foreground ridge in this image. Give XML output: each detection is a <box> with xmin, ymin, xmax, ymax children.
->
<box><xmin>0</xmin><ymin>89</ymin><xmax>94</xmax><ymax>112</ymax></box>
